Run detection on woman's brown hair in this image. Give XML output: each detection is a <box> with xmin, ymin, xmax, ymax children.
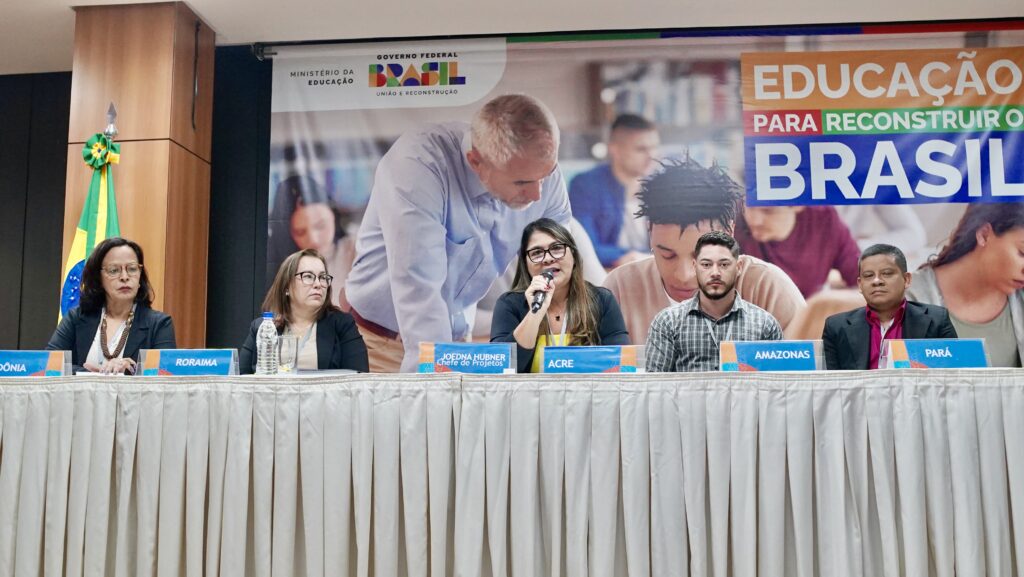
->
<box><xmin>262</xmin><ymin>249</ymin><xmax>339</xmax><ymax>329</ymax></box>
<box><xmin>511</xmin><ymin>218</ymin><xmax>600</xmax><ymax>345</ymax></box>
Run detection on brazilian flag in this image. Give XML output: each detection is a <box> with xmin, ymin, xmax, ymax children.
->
<box><xmin>59</xmin><ymin>134</ymin><xmax>121</xmax><ymax>319</ymax></box>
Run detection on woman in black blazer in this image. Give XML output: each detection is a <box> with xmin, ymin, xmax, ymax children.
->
<box><xmin>47</xmin><ymin>237</ymin><xmax>176</xmax><ymax>374</ymax></box>
<box><xmin>240</xmin><ymin>249</ymin><xmax>368</xmax><ymax>374</ymax></box>
<box><xmin>491</xmin><ymin>218</ymin><xmax>630</xmax><ymax>372</ymax></box>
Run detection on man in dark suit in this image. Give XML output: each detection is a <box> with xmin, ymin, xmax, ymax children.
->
<box><xmin>823</xmin><ymin>244</ymin><xmax>958</xmax><ymax>370</ymax></box>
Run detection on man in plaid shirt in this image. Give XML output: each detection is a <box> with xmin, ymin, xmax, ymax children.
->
<box><xmin>646</xmin><ymin>231</ymin><xmax>783</xmax><ymax>372</ymax></box>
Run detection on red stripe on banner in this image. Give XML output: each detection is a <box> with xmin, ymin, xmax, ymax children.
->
<box><xmin>743</xmin><ymin>110</ymin><xmax>823</xmax><ymax>136</ymax></box>
<box><xmin>863</xmin><ymin>20</ymin><xmax>1024</xmax><ymax>35</ymax></box>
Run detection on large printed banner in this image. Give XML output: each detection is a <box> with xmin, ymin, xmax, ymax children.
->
<box><xmin>268</xmin><ymin>26</ymin><xmax>1024</xmax><ymax>371</ymax></box>
<box><xmin>742</xmin><ymin>47</ymin><xmax>1024</xmax><ymax>205</ymax></box>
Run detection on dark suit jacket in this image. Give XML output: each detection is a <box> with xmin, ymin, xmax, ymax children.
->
<box><xmin>46</xmin><ymin>305</ymin><xmax>177</xmax><ymax>373</ymax></box>
<box><xmin>490</xmin><ymin>284</ymin><xmax>631</xmax><ymax>373</ymax></box>
<box><xmin>240</xmin><ymin>310</ymin><xmax>369</xmax><ymax>374</ymax></box>
<box><xmin>822</xmin><ymin>300</ymin><xmax>958</xmax><ymax>370</ymax></box>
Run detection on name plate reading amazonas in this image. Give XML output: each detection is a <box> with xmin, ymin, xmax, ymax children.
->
<box><xmin>884</xmin><ymin>338</ymin><xmax>988</xmax><ymax>369</ymax></box>
<box><xmin>720</xmin><ymin>340</ymin><xmax>822</xmax><ymax>371</ymax></box>
<box><xmin>0</xmin><ymin>351</ymin><xmax>70</xmax><ymax>377</ymax></box>
<box><xmin>140</xmin><ymin>349</ymin><xmax>239</xmax><ymax>376</ymax></box>
<box><xmin>539</xmin><ymin>346</ymin><xmax>644</xmax><ymax>374</ymax></box>
<box><xmin>418</xmin><ymin>342</ymin><xmax>515</xmax><ymax>374</ymax></box>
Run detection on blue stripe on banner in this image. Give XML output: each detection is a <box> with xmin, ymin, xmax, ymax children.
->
<box><xmin>744</xmin><ymin>131</ymin><xmax>1024</xmax><ymax>206</ymax></box>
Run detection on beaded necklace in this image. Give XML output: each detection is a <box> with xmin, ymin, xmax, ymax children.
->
<box><xmin>100</xmin><ymin>308</ymin><xmax>135</xmax><ymax>361</ymax></box>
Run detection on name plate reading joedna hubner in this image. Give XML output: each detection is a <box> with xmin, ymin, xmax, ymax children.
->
<box><xmin>884</xmin><ymin>338</ymin><xmax>988</xmax><ymax>369</ymax></box>
<box><xmin>538</xmin><ymin>345</ymin><xmax>643</xmax><ymax>374</ymax></box>
<box><xmin>720</xmin><ymin>340</ymin><xmax>821</xmax><ymax>371</ymax></box>
<box><xmin>0</xmin><ymin>350</ymin><xmax>70</xmax><ymax>377</ymax></box>
<box><xmin>140</xmin><ymin>349</ymin><xmax>239</xmax><ymax>376</ymax></box>
<box><xmin>418</xmin><ymin>342</ymin><xmax>516</xmax><ymax>374</ymax></box>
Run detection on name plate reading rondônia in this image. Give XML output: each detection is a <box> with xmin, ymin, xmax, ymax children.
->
<box><xmin>0</xmin><ymin>350</ymin><xmax>70</xmax><ymax>377</ymax></box>
<box><xmin>538</xmin><ymin>346</ymin><xmax>643</xmax><ymax>374</ymax></box>
<box><xmin>885</xmin><ymin>338</ymin><xmax>988</xmax><ymax>369</ymax></box>
<box><xmin>140</xmin><ymin>349</ymin><xmax>239</xmax><ymax>376</ymax></box>
<box><xmin>418</xmin><ymin>342</ymin><xmax>516</xmax><ymax>374</ymax></box>
<box><xmin>720</xmin><ymin>340</ymin><xmax>821</xmax><ymax>371</ymax></box>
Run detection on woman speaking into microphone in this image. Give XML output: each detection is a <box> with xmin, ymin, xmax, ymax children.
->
<box><xmin>491</xmin><ymin>218</ymin><xmax>630</xmax><ymax>373</ymax></box>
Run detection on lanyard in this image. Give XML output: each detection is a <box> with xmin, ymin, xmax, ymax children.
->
<box><xmin>700</xmin><ymin>310</ymin><xmax>733</xmax><ymax>348</ymax></box>
<box><xmin>546</xmin><ymin>310</ymin><xmax>569</xmax><ymax>345</ymax></box>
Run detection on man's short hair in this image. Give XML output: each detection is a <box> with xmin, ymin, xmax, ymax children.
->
<box><xmin>694</xmin><ymin>230</ymin><xmax>741</xmax><ymax>260</ymax></box>
<box><xmin>471</xmin><ymin>94</ymin><xmax>559</xmax><ymax>167</ymax></box>
<box><xmin>859</xmin><ymin>244</ymin><xmax>908</xmax><ymax>274</ymax></box>
<box><xmin>611</xmin><ymin>113</ymin><xmax>656</xmax><ymax>134</ymax></box>
<box><xmin>636</xmin><ymin>158</ymin><xmax>743</xmax><ymax>232</ymax></box>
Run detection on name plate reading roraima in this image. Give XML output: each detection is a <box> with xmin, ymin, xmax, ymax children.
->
<box><xmin>885</xmin><ymin>339</ymin><xmax>988</xmax><ymax>369</ymax></box>
<box><xmin>140</xmin><ymin>349</ymin><xmax>238</xmax><ymax>376</ymax></box>
<box><xmin>720</xmin><ymin>340</ymin><xmax>820</xmax><ymax>371</ymax></box>
<box><xmin>0</xmin><ymin>350</ymin><xmax>70</xmax><ymax>377</ymax></box>
<box><xmin>418</xmin><ymin>342</ymin><xmax>515</xmax><ymax>374</ymax></box>
<box><xmin>539</xmin><ymin>346</ymin><xmax>643</xmax><ymax>374</ymax></box>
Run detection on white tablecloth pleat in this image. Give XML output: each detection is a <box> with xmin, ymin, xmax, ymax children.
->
<box><xmin>0</xmin><ymin>370</ymin><xmax>1021</xmax><ymax>576</ymax></box>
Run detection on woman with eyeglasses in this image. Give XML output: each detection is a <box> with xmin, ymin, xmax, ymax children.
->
<box><xmin>240</xmin><ymin>249</ymin><xmax>368</xmax><ymax>374</ymax></box>
<box><xmin>47</xmin><ymin>237</ymin><xmax>176</xmax><ymax>374</ymax></box>
<box><xmin>491</xmin><ymin>218</ymin><xmax>630</xmax><ymax>373</ymax></box>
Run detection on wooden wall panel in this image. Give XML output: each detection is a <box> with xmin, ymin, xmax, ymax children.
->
<box><xmin>169</xmin><ymin>3</ymin><xmax>215</xmax><ymax>162</ymax></box>
<box><xmin>164</xmin><ymin>144</ymin><xmax>211</xmax><ymax>347</ymax></box>
<box><xmin>68</xmin><ymin>3</ymin><xmax>176</xmax><ymax>144</ymax></box>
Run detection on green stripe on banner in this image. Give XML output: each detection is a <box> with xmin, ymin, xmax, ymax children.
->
<box><xmin>507</xmin><ymin>31</ymin><xmax>660</xmax><ymax>43</ymax></box>
<box><xmin>821</xmin><ymin>105</ymin><xmax>1024</xmax><ymax>135</ymax></box>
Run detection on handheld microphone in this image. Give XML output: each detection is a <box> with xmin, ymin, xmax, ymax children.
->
<box><xmin>530</xmin><ymin>269</ymin><xmax>556</xmax><ymax>313</ymax></box>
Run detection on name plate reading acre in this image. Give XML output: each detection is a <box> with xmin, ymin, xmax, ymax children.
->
<box><xmin>720</xmin><ymin>340</ymin><xmax>822</xmax><ymax>371</ymax></box>
<box><xmin>140</xmin><ymin>349</ymin><xmax>239</xmax><ymax>376</ymax></box>
<box><xmin>538</xmin><ymin>345</ymin><xmax>644</xmax><ymax>374</ymax></box>
<box><xmin>0</xmin><ymin>350</ymin><xmax>70</xmax><ymax>377</ymax></box>
<box><xmin>418</xmin><ymin>342</ymin><xmax>515</xmax><ymax>374</ymax></box>
<box><xmin>885</xmin><ymin>338</ymin><xmax>988</xmax><ymax>369</ymax></box>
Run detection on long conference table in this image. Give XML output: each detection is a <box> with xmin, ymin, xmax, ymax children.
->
<box><xmin>0</xmin><ymin>370</ymin><xmax>1021</xmax><ymax>577</ymax></box>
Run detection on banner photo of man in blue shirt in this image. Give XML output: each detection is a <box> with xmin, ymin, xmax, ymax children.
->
<box><xmin>342</xmin><ymin>94</ymin><xmax>572</xmax><ymax>372</ymax></box>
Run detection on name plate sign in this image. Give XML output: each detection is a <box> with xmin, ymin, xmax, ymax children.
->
<box><xmin>539</xmin><ymin>346</ymin><xmax>643</xmax><ymax>374</ymax></box>
<box><xmin>885</xmin><ymin>339</ymin><xmax>988</xmax><ymax>369</ymax></box>
<box><xmin>418</xmin><ymin>343</ymin><xmax>515</xmax><ymax>374</ymax></box>
<box><xmin>0</xmin><ymin>351</ymin><xmax>70</xmax><ymax>377</ymax></box>
<box><xmin>720</xmin><ymin>340</ymin><xmax>821</xmax><ymax>371</ymax></box>
<box><xmin>140</xmin><ymin>349</ymin><xmax>238</xmax><ymax>376</ymax></box>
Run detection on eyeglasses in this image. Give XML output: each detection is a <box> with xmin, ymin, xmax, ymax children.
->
<box><xmin>294</xmin><ymin>271</ymin><xmax>333</xmax><ymax>286</ymax></box>
<box><xmin>101</xmin><ymin>263</ymin><xmax>143</xmax><ymax>278</ymax></box>
<box><xmin>525</xmin><ymin>242</ymin><xmax>568</xmax><ymax>263</ymax></box>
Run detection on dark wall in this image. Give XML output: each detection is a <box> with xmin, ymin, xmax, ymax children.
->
<box><xmin>206</xmin><ymin>46</ymin><xmax>273</xmax><ymax>348</ymax></box>
<box><xmin>0</xmin><ymin>73</ymin><xmax>71</xmax><ymax>349</ymax></box>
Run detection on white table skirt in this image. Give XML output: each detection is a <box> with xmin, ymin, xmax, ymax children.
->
<box><xmin>0</xmin><ymin>370</ymin><xmax>1021</xmax><ymax>577</ymax></box>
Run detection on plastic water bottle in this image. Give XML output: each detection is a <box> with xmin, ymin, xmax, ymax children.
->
<box><xmin>255</xmin><ymin>312</ymin><xmax>279</xmax><ymax>375</ymax></box>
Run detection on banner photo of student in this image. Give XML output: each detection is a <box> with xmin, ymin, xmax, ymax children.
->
<box><xmin>268</xmin><ymin>26</ymin><xmax>1024</xmax><ymax>371</ymax></box>
<box><xmin>742</xmin><ymin>47</ymin><xmax>1024</xmax><ymax>206</ymax></box>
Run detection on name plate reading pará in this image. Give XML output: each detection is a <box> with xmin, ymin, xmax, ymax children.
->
<box><xmin>538</xmin><ymin>346</ymin><xmax>644</xmax><ymax>374</ymax></box>
<box><xmin>720</xmin><ymin>340</ymin><xmax>822</xmax><ymax>371</ymax></box>
<box><xmin>884</xmin><ymin>338</ymin><xmax>988</xmax><ymax>369</ymax></box>
<box><xmin>418</xmin><ymin>342</ymin><xmax>516</xmax><ymax>374</ymax></box>
<box><xmin>140</xmin><ymin>349</ymin><xmax>239</xmax><ymax>376</ymax></box>
<box><xmin>0</xmin><ymin>350</ymin><xmax>70</xmax><ymax>377</ymax></box>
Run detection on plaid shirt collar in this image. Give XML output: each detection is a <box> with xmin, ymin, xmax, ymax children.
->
<box><xmin>681</xmin><ymin>290</ymin><xmax>745</xmax><ymax>322</ymax></box>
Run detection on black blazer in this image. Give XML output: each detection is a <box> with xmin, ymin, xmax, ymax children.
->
<box><xmin>240</xmin><ymin>310</ymin><xmax>369</xmax><ymax>374</ymax></box>
<box><xmin>822</xmin><ymin>300</ymin><xmax>958</xmax><ymax>370</ymax></box>
<box><xmin>46</xmin><ymin>305</ymin><xmax>177</xmax><ymax>373</ymax></box>
<box><xmin>490</xmin><ymin>284</ymin><xmax>631</xmax><ymax>373</ymax></box>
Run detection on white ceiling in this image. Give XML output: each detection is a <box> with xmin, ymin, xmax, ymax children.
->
<box><xmin>1</xmin><ymin>0</ymin><xmax>1021</xmax><ymax>75</ymax></box>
